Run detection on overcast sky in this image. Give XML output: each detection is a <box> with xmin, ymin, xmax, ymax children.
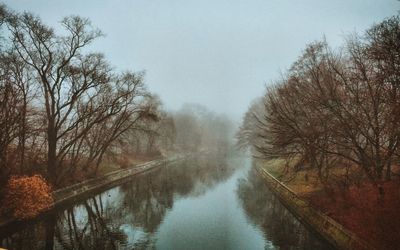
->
<box><xmin>3</xmin><ymin>0</ymin><xmax>399</xmax><ymax>122</ymax></box>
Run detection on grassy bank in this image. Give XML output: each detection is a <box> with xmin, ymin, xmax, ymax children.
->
<box><xmin>256</xmin><ymin>158</ymin><xmax>400</xmax><ymax>250</ymax></box>
<box><xmin>255</xmin><ymin>158</ymin><xmax>323</xmax><ymax>196</ymax></box>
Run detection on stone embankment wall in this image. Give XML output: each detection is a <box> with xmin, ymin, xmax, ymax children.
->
<box><xmin>0</xmin><ymin>155</ymin><xmax>186</xmax><ymax>229</ymax></box>
<box><xmin>53</xmin><ymin>155</ymin><xmax>185</xmax><ymax>206</ymax></box>
<box><xmin>256</xmin><ymin>166</ymin><xmax>373</xmax><ymax>250</ymax></box>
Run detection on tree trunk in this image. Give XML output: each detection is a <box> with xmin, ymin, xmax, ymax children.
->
<box><xmin>385</xmin><ymin>161</ymin><xmax>392</xmax><ymax>181</ymax></box>
<box><xmin>47</xmin><ymin>122</ymin><xmax>57</xmax><ymax>184</ymax></box>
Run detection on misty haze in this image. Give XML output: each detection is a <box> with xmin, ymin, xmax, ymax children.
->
<box><xmin>0</xmin><ymin>1</ymin><xmax>399</xmax><ymax>249</ymax></box>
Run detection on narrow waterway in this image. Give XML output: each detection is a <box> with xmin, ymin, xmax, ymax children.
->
<box><xmin>0</xmin><ymin>154</ymin><xmax>332</xmax><ymax>249</ymax></box>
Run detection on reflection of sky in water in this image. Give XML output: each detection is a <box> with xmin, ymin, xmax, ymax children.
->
<box><xmin>120</xmin><ymin>224</ymin><xmax>153</xmax><ymax>248</ymax></box>
<box><xmin>65</xmin><ymin>187</ymin><xmax>124</xmax><ymax>229</ymax></box>
<box><xmin>1</xmin><ymin>156</ymin><xmax>332</xmax><ymax>249</ymax></box>
<box><xmin>154</xmin><ymin>162</ymin><xmax>268</xmax><ymax>250</ymax></box>
<box><xmin>91</xmin><ymin>157</ymin><xmax>269</xmax><ymax>249</ymax></box>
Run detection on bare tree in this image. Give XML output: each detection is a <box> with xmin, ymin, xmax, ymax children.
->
<box><xmin>240</xmin><ymin>15</ymin><xmax>400</xmax><ymax>191</ymax></box>
<box><xmin>0</xmin><ymin>10</ymin><xmax>163</xmax><ymax>185</ymax></box>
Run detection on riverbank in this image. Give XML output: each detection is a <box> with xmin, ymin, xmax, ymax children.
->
<box><xmin>255</xmin><ymin>163</ymin><xmax>372</xmax><ymax>250</ymax></box>
<box><xmin>0</xmin><ymin>154</ymin><xmax>187</xmax><ymax>229</ymax></box>
<box><xmin>256</xmin><ymin>158</ymin><xmax>400</xmax><ymax>249</ymax></box>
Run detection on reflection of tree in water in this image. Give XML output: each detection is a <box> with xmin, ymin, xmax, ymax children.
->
<box><xmin>1</xmin><ymin>154</ymin><xmax>238</xmax><ymax>249</ymax></box>
<box><xmin>237</xmin><ymin>168</ymin><xmax>333</xmax><ymax>250</ymax></box>
<box><xmin>53</xmin><ymin>196</ymin><xmax>128</xmax><ymax>249</ymax></box>
<box><xmin>118</xmin><ymin>154</ymin><xmax>237</xmax><ymax>233</ymax></box>
<box><xmin>1</xmin><ymin>196</ymin><xmax>130</xmax><ymax>249</ymax></box>
<box><xmin>1</xmin><ymin>218</ymin><xmax>54</xmax><ymax>250</ymax></box>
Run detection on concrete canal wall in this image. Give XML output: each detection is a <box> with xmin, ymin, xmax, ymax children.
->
<box><xmin>0</xmin><ymin>154</ymin><xmax>187</xmax><ymax>229</ymax></box>
<box><xmin>52</xmin><ymin>154</ymin><xmax>186</xmax><ymax>207</ymax></box>
<box><xmin>256</xmin><ymin>166</ymin><xmax>373</xmax><ymax>250</ymax></box>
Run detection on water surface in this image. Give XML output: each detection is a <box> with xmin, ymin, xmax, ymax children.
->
<box><xmin>0</xmin><ymin>154</ymin><xmax>332</xmax><ymax>249</ymax></box>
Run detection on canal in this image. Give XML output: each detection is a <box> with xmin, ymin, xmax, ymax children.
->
<box><xmin>0</xmin><ymin>154</ymin><xmax>333</xmax><ymax>249</ymax></box>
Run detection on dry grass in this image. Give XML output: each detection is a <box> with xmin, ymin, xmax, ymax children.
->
<box><xmin>257</xmin><ymin>158</ymin><xmax>323</xmax><ymax>195</ymax></box>
<box><xmin>257</xmin><ymin>157</ymin><xmax>400</xmax><ymax>249</ymax></box>
<box><xmin>97</xmin><ymin>153</ymin><xmax>161</xmax><ymax>176</ymax></box>
<box><xmin>308</xmin><ymin>180</ymin><xmax>400</xmax><ymax>250</ymax></box>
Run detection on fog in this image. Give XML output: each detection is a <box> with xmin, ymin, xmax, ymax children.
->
<box><xmin>4</xmin><ymin>0</ymin><xmax>398</xmax><ymax>122</ymax></box>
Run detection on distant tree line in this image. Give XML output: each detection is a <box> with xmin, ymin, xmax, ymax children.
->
<box><xmin>238</xmin><ymin>15</ymin><xmax>400</xmax><ymax>189</ymax></box>
<box><xmin>173</xmin><ymin>104</ymin><xmax>234</xmax><ymax>154</ymax></box>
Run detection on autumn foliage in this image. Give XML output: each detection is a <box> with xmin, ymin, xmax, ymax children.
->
<box><xmin>307</xmin><ymin>181</ymin><xmax>400</xmax><ymax>250</ymax></box>
<box><xmin>2</xmin><ymin>175</ymin><xmax>54</xmax><ymax>219</ymax></box>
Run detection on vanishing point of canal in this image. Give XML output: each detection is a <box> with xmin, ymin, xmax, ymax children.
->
<box><xmin>0</xmin><ymin>154</ymin><xmax>333</xmax><ymax>249</ymax></box>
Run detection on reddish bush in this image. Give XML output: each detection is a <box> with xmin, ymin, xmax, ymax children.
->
<box><xmin>307</xmin><ymin>181</ymin><xmax>400</xmax><ymax>249</ymax></box>
<box><xmin>2</xmin><ymin>175</ymin><xmax>54</xmax><ymax>219</ymax></box>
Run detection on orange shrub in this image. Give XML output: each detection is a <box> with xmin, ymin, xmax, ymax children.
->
<box><xmin>2</xmin><ymin>175</ymin><xmax>54</xmax><ymax>219</ymax></box>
